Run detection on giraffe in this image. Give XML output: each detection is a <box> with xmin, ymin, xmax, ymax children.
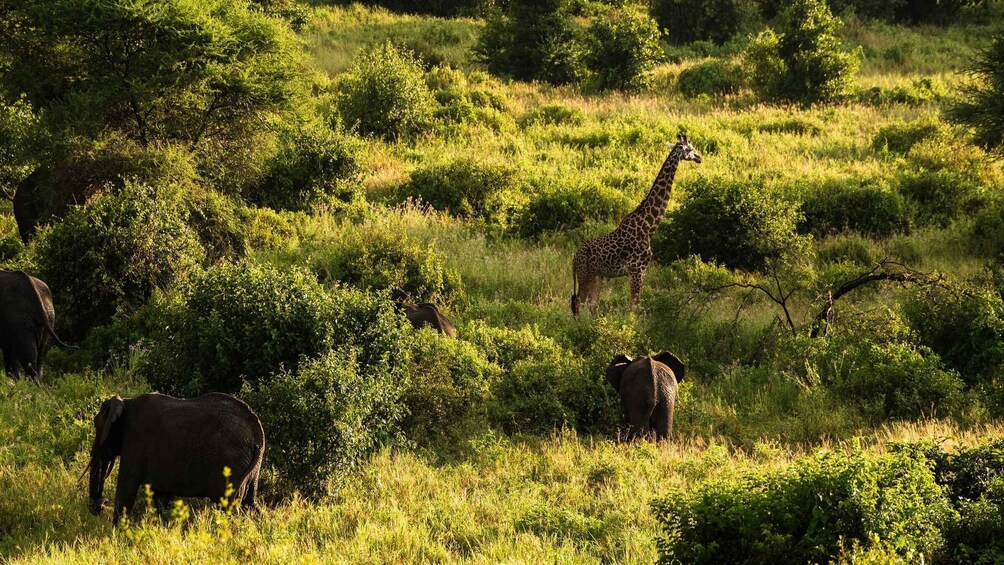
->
<box><xmin>570</xmin><ymin>134</ymin><xmax>702</xmax><ymax>317</ymax></box>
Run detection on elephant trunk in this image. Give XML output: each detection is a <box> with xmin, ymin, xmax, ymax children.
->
<box><xmin>87</xmin><ymin>457</ymin><xmax>113</xmax><ymax>516</ymax></box>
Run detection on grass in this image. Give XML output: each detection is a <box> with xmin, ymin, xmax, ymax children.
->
<box><xmin>2</xmin><ymin>3</ymin><xmax>1004</xmax><ymax>563</ymax></box>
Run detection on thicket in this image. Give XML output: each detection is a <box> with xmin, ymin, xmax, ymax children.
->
<box><xmin>335</xmin><ymin>43</ymin><xmax>435</xmax><ymax>139</ymax></box>
<box><xmin>141</xmin><ymin>262</ymin><xmax>407</xmax><ymax>398</ymax></box>
<box><xmin>676</xmin><ymin>60</ymin><xmax>744</xmax><ymax>98</ymax></box>
<box><xmin>657</xmin><ymin>438</ymin><xmax>1004</xmax><ymax>564</ymax></box>
<box><xmin>744</xmin><ymin>0</ymin><xmax>860</xmax><ymax>104</ymax></box>
<box><xmin>33</xmin><ymin>181</ymin><xmax>204</xmax><ymax>336</ymax></box>
<box><xmin>799</xmin><ymin>178</ymin><xmax>908</xmax><ymax>237</ymax></box>
<box><xmin>651</xmin><ymin>0</ymin><xmax>760</xmax><ymax>45</ymax></box>
<box><xmin>584</xmin><ymin>3</ymin><xmax>663</xmax><ymax>91</ymax></box>
<box><xmin>654</xmin><ymin>177</ymin><xmax>806</xmax><ymax>272</ymax></box>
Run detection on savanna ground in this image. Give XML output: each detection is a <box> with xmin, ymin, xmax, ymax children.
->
<box><xmin>1</xmin><ymin>2</ymin><xmax>1003</xmax><ymax>563</ymax></box>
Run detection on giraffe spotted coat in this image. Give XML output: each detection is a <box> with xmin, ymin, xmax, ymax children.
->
<box><xmin>571</xmin><ymin>135</ymin><xmax>702</xmax><ymax>316</ymax></box>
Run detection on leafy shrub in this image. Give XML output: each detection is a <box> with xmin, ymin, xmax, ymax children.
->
<box><xmin>584</xmin><ymin>3</ymin><xmax>663</xmax><ymax>91</ymax></box>
<box><xmin>426</xmin><ymin>66</ymin><xmax>512</xmax><ymax>129</ymax></box>
<box><xmin>142</xmin><ymin>261</ymin><xmax>406</xmax><ymax>397</ymax></box>
<box><xmin>245</xmin><ymin>125</ymin><xmax>361</xmax><ymax>211</ymax></box>
<box><xmin>654</xmin><ymin>448</ymin><xmax>956</xmax><ymax>564</ymax></box>
<box><xmin>948</xmin><ymin>33</ymin><xmax>1004</xmax><ymax>157</ymax></box>
<box><xmin>898</xmin><ymin>139</ymin><xmax>995</xmax><ymax>227</ymax></box>
<box><xmin>824</xmin><ymin>339</ymin><xmax>964</xmax><ymax>420</ymax></box>
<box><xmin>743</xmin><ymin>0</ymin><xmax>860</xmax><ymax>104</ymax></box>
<box><xmin>903</xmin><ymin>284</ymin><xmax>1004</xmax><ymax>388</ymax></box>
<box><xmin>857</xmin><ymin>77</ymin><xmax>949</xmax><ymax>107</ymax></box>
<box><xmin>0</xmin><ymin>213</ymin><xmax>24</xmax><ymax>262</ymax></box>
<box><xmin>464</xmin><ymin>322</ymin><xmax>620</xmax><ymax>435</ymax></box>
<box><xmin>303</xmin><ymin>223</ymin><xmax>463</xmax><ymax>305</ymax></box>
<box><xmin>0</xmin><ymin>97</ymin><xmax>37</xmax><ymax>193</ymax></box>
<box><xmin>651</xmin><ymin>0</ymin><xmax>760</xmax><ymax>45</ymax></box>
<box><xmin>676</xmin><ymin>59</ymin><xmax>744</xmax><ymax>98</ymax></box>
<box><xmin>872</xmin><ymin>117</ymin><xmax>947</xmax><ymax>155</ymax></box>
<box><xmin>243</xmin><ymin>349</ymin><xmax>405</xmax><ymax>498</ymax></box>
<box><xmin>335</xmin><ymin>43</ymin><xmax>434</xmax><ymax>139</ymax></box>
<box><xmin>520</xmin><ymin>104</ymin><xmax>585</xmax><ymax>127</ymax></box>
<box><xmin>33</xmin><ymin>181</ymin><xmax>204</xmax><ymax>336</ymax></box>
<box><xmin>799</xmin><ymin>178</ymin><xmax>908</xmax><ymax>237</ymax></box>
<box><xmin>971</xmin><ymin>200</ymin><xmax>1004</xmax><ymax>262</ymax></box>
<box><xmin>399</xmin><ymin>160</ymin><xmax>528</xmax><ymax>231</ymax></box>
<box><xmin>475</xmin><ymin>0</ymin><xmax>586</xmax><ymax>85</ymax></box>
<box><xmin>654</xmin><ymin>177</ymin><xmax>806</xmax><ymax>272</ymax></box>
<box><xmin>518</xmin><ymin>183</ymin><xmax>633</xmax><ymax>238</ymax></box>
<box><xmin>401</xmin><ymin>330</ymin><xmax>500</xmax><ymax>449</ymax></box>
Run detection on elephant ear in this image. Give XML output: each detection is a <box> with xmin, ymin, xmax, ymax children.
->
<box><xmin>606</xmin><ymin>354</ymin><xmax>633</xmax><ymax>391</ymax></box>
<box><xmin>652</xmin><ymin>352</ymin><xmax>685</xmax><ymax>382</ymax></box>
<box><xmin>96</xmin><ymin>396</ymin><xmax>125</xmax><ymax>450</ymax></box>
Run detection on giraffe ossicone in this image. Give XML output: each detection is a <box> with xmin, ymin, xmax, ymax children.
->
<box><xmin>570</xmin><ymin>137</ymin><xmax>702</xmax><ymax>317</ymax></box>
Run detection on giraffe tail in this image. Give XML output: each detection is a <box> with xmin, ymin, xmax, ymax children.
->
<box><xmin>570</xmin><ymin>264</ymin><xmax>580</xmax><ymax>318</ymax></box>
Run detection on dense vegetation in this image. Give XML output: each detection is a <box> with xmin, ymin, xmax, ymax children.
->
<box><xmin>1</xmin><ymin>0</ymin><xmax>1003</xmax><ymax>561</ymax></box>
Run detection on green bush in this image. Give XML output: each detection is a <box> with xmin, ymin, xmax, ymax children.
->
<box><xmin>654</xmin><ymin>448</ymin><xmax>956</xmax><ymax>564</ymax></box>
<box><xmin>872</xmin><ymin>117</ymin><xmax>947</xmax><ymax>155</ymax></box>
<box><xmin>676</xmin><ymin>59</ymin><xmax>744</xmax><ymax>98</ymax></box>
<box><xmin>654</xmin><ymin>177</ymin><xmax>806</xmax><ymax>272</ymax></box>
<box><xmin>971</xmin><ymin>200</ymin><xmax>1004</xmax><ymax>262</ymax></box>
<box><xmin>903</xmin><ymin>284</ymin><xmax>1004</xmax><ymax>388</ymax></box>
<box><xmin>33</xmin><ymin>181</ymin><xmax>204</xmax><ymax>336</ymax></box>
<box><xmin>335</xmin><ymin>43</ymin><xmax>435</xmax><ymax>139</ymax></box>
<box><xmin>0</xmin><ymin>213</ymin><xmax>24</xmax><ymax>262</ymax></box>
<box><xmin>898</xmin><ymin>139</ymin><xmax>995</xmax><ymax>227</ymax></box>
<box><xmin>243</xmin><ymin>348</ymin><xmax>405</xmax><ymax>498</ymax></box>
<box><xmin>142</xmin><ymin>261</ymin><xmax>407</xmax><ymax>397</ymax></box>
<box><xmin>401</xmin><ymin>330</ymin><xmax>500</xmax><ymax>449</ymax></box>
<box><xmin>475</xmin><ymin>0</ymin><xmax>586</xmax><ymax>85</ymax></box>
<box><xmin>584</xmin><ymin>3</ymin><xmax>663</xmax><ymax>91</ymax></box>
<box><xmin>857</xmin><ymin>77</ymin><xmax>949</xmax><ymax>107</ymax></box>
<box><xmin>464</xmin><ymin>322</ymin><xmax>620</xmax><ymax>436</ymax></box>
<box><xmin>816</xmin><ymin>234</ymin><xmax>877</xmax><ymax>266</ymax></box>
<box><xmin>799</xmin><ymin>178</ymin><xmax>908</xmax><ymax>237</ymax></box>
<box><xmin>824</xmin><ymin>339</ymin><xmax>964</xmax><ymax>421</ymax></box>
<box><xmin>304</xmin><ymin>223</ymin><xmax>463</xmax><ymax>305</ymax></box>
<box><xmin>651</xmin><ymin>0</ymin><xmax>760</xmax><ymax>45</ymax></box>
<box><xmin>520</xmin><ymin>104</ymin><xmax>585</xmax><ymax>127</ymax></box>
<box><xmin>245</xmin><ymin>125</ymin><xmax>361</xmax><ymax>211</ymax></box>
<box><xmin>743</xmin><ymin>0</ymin><xmax>860</xmax><ymax>104</ymax></box>
<box><xmin>518</xmin><ymin>183</ymin><xmax>633</xmax><ymax>238</ymax></box>
<box><xmin>948</xmin><ymin>33</ymin><xmax>1004</xmax><ymax>157</ymax></box>
<box><xmin>399</xmin><ymin>160</ymin><xmax>528</xmax><ymax>231</ymax></box>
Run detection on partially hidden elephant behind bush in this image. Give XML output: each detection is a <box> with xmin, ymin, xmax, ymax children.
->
<box><xmin>86</xmin><ymin>393</ymin><xmax>266</xmax><ymax>525</ymax></box>
<box><xmin>605</xmin><ymin>352</ymin><xmax>685</xmax><ymax>441</ymax></box>
<box><xmin>402</xmin><ymin>303</ymin><xmax>457</xmax><ymax>337</ymax></box>
<box><xmin>0</xmin><ymin>269</ymin><xmax>72</xmax><ymax>381</ymax></box>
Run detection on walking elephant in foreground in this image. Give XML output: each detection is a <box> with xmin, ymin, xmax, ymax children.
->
<box><xmin>86</xmin><ymin>393</ymin><xmax>266</xmax><ymax>525</ymax></box>
<box><xmin>605</xmin><ymin>352</ymin><xmax>685</xmax><ymax>441</ymax></box>
<box><xmin>0</xmin><ymin>269</ymin><xmax>71</xmax><ymax>381</ymax></box>
<box><xmin>402</xmin><ymin>303</ymin><xmax>457</xmax><ymax>337</ymax></box>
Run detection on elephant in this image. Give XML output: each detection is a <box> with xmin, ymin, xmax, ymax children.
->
<box><xmin>605</xmin><ymin>352</ymin><xmax>685</xmax><ymax>441</ymax></box>
<box><xmin>86</xmin><ymin>392</ymin><xmax>266</xmax><ymax>525</ymax></box>
<box><xmin>0</xmin><ymin>269</ymin><xmax>72</xmax><ymax>381</ymax></box>
<box><xmin>402</xmin><ymin>303</ymin><xmax>457</xmax><ymax>337</ymax></box>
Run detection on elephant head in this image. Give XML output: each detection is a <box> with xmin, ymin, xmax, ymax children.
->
<box><xmin>605</xmin><ymin>354</ymin><xmax>633</xmax><ymax>391</ymax></box>
<box><xmin>87</xmin><ymin>396</ymin><xmax>125</xmax><ymax>516</ymax></box>
<box><xmin>651</xmin><ymin>351</ymin><xmax>685</xmax><ymax>382</ymax></box>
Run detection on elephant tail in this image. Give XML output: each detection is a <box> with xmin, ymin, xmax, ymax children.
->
<box><xmin>19</xmin><ymin>271</ymin><xmax>77</xmax><ymax>349</ymax></box>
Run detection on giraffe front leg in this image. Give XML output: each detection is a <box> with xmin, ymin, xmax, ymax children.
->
<box><xmin>629</xmin><ymin>270</ymin><xmax>645</xmax><ymax>311</ymax></box>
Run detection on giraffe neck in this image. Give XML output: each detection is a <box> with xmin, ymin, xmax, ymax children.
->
<box><xmin>629</xmin><ymin>150</ymin><xmax>682</xmax><ymax>233</ymax></box>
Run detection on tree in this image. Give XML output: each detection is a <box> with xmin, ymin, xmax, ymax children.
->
<box><xmin>0</xmin><ymin>0</ymin><xmax>310</xmax><ymax>166</ymax></box>
<box><xmin>585</xmin><ymin>3</ymin><xmax>663</xmax><ymax>91</ymax></box>
<box><xmin>948</xmin><ymin>33</ymin><xmax>1004</xmax><ymax>157</ymax></box>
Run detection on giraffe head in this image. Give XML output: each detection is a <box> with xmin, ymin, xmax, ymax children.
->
<box><xmin>673</xmin><ymin>134</ymin><xmax>702</xmax><ymax>164</ymax></box>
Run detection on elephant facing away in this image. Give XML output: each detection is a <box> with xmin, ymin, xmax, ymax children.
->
<box><xmin>605</xmin><ymin>352</ymin><xmax>685</xmax><ymax>441</ymax></box>
<box><xmin>87</xmin><ymin>393</ymin><xmax>266</xmax><ymax>525</ymax></box>
<box><xmin>0</xmin><ymin>269</ymin><xmax>71</xmax><ymax>381</ymax></box>
<box><xmin>402</xmin><ymin>303</ymin><xmax>457</xmax><ymax>337</ymax></box>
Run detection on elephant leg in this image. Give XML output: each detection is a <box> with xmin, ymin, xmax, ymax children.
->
<box><xmin>113</xmin><ymin>469</ymin><xmax>142</xmax><ymax>526</ymax></box>
<box><xmin>625</xmin><ymin>399</ymin><xmax>655</xmax><ymax>442</ymax></box>
<box><xmin>241</xmin><ymin>474</ymin><xmax>259</xmax><ymax>511</ymax></box>
<box><xmin>12</xmin><ymin>336</ymin><xmax>38</xmax><ymax>382</ymax></box>
<box><xmin>153</xmin><ymin>494</ymin><xmax>176</xmax><ymax>521</ymax></box>
<box><xmin>653</xmin><ymin>399</ymin><xmax>674</xmax><ymax>442</ymax></box>
<box><xmin>3</xmin><ymin>347</ymin><xmax>19</xmax><ymax>380</ymax></box>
